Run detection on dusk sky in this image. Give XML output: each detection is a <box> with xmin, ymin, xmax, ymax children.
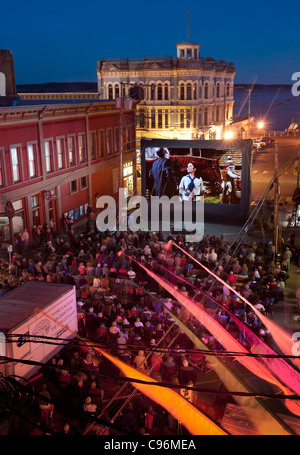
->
<box><xmin>2</xmin><ymin>0</ymin><xmax>300</xmax><ymax>85</ymax></box>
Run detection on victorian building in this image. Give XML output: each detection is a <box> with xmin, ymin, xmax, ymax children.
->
<box><xmin>97</xmin><ymin>41</ymin><xmax>236</xmax><ymax>144</ymax></box>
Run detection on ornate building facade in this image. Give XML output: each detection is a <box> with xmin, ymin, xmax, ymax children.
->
<box><xmin>97</xmin><ymin>41</ymin><xmax>236</xmax><ymax>144</ymax></box>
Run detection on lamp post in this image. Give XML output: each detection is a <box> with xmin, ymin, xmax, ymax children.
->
<box><xmin>257</xmin><ymin>121</ymin><xmax>264</xmax><ymax>137</ymax></box>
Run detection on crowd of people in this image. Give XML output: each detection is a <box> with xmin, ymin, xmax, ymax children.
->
<box><xmin>0</xmin><ymin>218</ymin><xmax>298</xmax><ymax>435</ymax></box>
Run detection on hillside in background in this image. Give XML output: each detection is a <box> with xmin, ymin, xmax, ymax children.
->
<box><xmin>16</xmin><ymin>82</ymin><xmax>293</xmax><ymax>94</ymax></box>
<box><xmin>17</xmin><ymin>82</ymin><xmax>98</xmax><ymax>93</ymax></box>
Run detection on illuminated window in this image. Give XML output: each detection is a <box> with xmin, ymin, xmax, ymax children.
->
<box><xmin>108</xmin><ymin>84</ymin><xmax>113</xmax><ymax>99</ymax></box>
<box><xmin>67</xmin><ymin>136</ymin><xmax>76</xmax><ymax>166</ymax></box>
<box><xmin>78</xmin><ymin>134</ymin><xmax>86</xmax><ymax>163</ymax></box>
<box><xmin>56</xmin><ymin>138</ymin><xmax>65</xmax><ymax>169</ymax></box>
<box><xmin>27</xmin><ymin>143</ymin><xmax>37</xmax><ymax>178</ymax></box>
<box><xmin>44</xmin><ymin>141</ymin><xmax>53</xmax><ymax>173</ymax></box>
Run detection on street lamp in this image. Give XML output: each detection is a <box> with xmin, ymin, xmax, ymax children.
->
<box><xmin>224</xmin><ymin>130</ymin><xmax>234</xmax><ymax>140</ymax></box>
<box><xmin>257</xmin><ymin>121</ymin><xmax>264</xmax><ymax>129</ymax></box>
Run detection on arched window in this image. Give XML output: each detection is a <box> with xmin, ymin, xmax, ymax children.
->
<box><xmin>204</xmin><ymin>83</ymin><xmax>209</xmax><ymax>99</ymax></box>
<box><xmin>108</xmin><ymin>84</ymin><xmax>113</xmax><ymax>100</ymax></box>
<box><xmin>157</xmin><ymin>84</ymin><xmax>163</xmax><ymax>100</ymax></box>
<box><xmin>193</xmin><ymin>83</ymin><xmax>197</xmax><ymax>100</ymax></box>
<box><xmin>216</xmin><ymin>83</ymin><xmax>220</xmax><ymax>98</ymax></box>
<box><xmin>186</xmin><ymin>83</ymin><xmax>192</xmax><ymax>100</ymax></box>
<box><xmin>180</xmin><ymin>83</ymin><xmax>185</xmax><ymax>100</ymax></box>
<box><xmin>115</xmin><ymin>84</ymin><xmax>119</xmax><ymax>98</ymax></box>
<box><xmin>164</xmin><ymin>83</ymin><xmax>169</xmax><ymax>100</ymax></box>
<box><xmin>150</xmin><ymin>84</ymin><xmax>155</xmax><ymax>100</ymax></box>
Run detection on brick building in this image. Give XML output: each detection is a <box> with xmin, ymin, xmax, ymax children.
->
<box><xmin>0</xmin><ymin>100</ymin><xmax>137</xmax><ymax>244</ymax></box>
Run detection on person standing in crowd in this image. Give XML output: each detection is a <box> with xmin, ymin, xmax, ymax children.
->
<box><xmin>149</xmin><ymin>148</ymin><xmax>177</xmax><ymax>197</ymax></box>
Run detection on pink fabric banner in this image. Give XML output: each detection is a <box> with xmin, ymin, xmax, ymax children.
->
<box><xmin>173</xmin><ymin>241</ymin><xmax>300</xmax><ymax>372</ymax></box>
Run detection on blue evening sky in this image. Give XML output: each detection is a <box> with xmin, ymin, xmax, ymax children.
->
<box><xmin>2</xmin><ymin>0</ymin><xmax>299</xmax><ymax>85</ymax></box>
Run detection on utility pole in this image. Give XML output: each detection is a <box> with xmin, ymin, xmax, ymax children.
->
<box><xmin>297</xmin><ymin>145</ymin><xmax>300</xmax><ymax>188</ymax></box>
<box><xmin>274</xmin><ymin>142</ymin><xmax>279</xmax><ymax>257</ymax></box>
<box><xmin>223</xmin><ymin>91</ymin><xmax>227</xmax><ymax>138</ymax></box>
<box><xmin>248</xmin><ymin>88</ymin><xmax>252</xmax><ymax>138</ymax></box>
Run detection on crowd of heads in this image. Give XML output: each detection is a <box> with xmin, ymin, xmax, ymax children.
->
<box><xmin>0</xmin><ymin>221</ymin><xmax>297</xmax><ymax>435</ymax></box>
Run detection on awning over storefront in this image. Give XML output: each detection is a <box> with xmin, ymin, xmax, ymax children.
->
<box><xmin>292</xmin><ymin>187</ymin><xmax>300</xmax><ymax>204</ymax></box>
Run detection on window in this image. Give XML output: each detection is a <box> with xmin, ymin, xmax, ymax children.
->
<box><xmin>193</xmin><ymin>109</ymin><xmax>197</xmax><ymax>128</ymax></box>
<box><xmin>198</xmin><ymin>109</ymin><xmax>202</xmax><ymax>126</ymax></box>
<box><xmin>78</xmin><ymin>134</ymin><xmax>86</xmax><ymax>163</ymax></box>
<box><xmin>193</xmin><ymin>83</ymin><xmax>197</xmax><ymax>100</ymax></box>
<box><xmin>204</xmin><ymin>108</ymin><xmax>208</xmax><ymax>125</ymax></box>
<box><xmin>180</xmin><ymin>111</ymin><xmax>185</xmax><ymax>128</ymax></box>
<box><xmin>108</xmin><ymin>84</ymin><xmax>113</xmax><ymax>99</ymax></box>
<box><xmin>157</xmin><ymin>84</ymin><xmax>163</xmax><ymax>100</ymax></box>
<box><xmin>158</xmin><ymin>110</ymin><xmax>163</xmax><ymax>128</ymax></box>
<box><xmin>90</xmin><ymin>131</ymin><xmax>97</xmax><ymax>160</ymax></box>
<box><xmin>0</xmin><ymin>148</ymin><xmax>5</xmax><ymax>186</ymax></box>
<box><xmin>186</xmin><ymin>109</ymin><xmax>191</xmax><ymax>128</ymax></box>
<box><xmin>216</xmin><ymin>106</ymin><xmax>220</xmax><ymax>122</ymax></box>
<box><xmin>106</xmin><ymin>129</ymin><xmax>113</xmax><ymax>155</ymax></box>
<box><xmin>11</xmin><ymin>146</ymin><xmax>22</xmax><ymax>182</ymax></box>
<box><xmin>114</xmin><ymin>126</ymin><xmax>119</xmax><ymax>153</ymax></box>
<box><xmin>27</xmin><ymin>143</ymin><xmax>37</xmax><ymax>178</ymax></box>
<box><xmin>216</xmin><ymin>84</ymin><xmax>220</xmax><ymax>98</ymax></box>
<box><xmin>164</xmin><ymin>84</ymin><xmax>169</xmax><ymax>101</ymax></box>
<box><xmin>180</xmin><ymin>49</ymin><xmax>184</xmax><ymax>58</ymax></box>
<box><xmin>180</xmin><ymin>83</ymin><xmax>185</xmax><ymax>100</ymax></box>
<box><xmin>98</xmin><ymin>130</ymin><xmax>105</xmax><ymax>157</ymax></box>
<box><xmin>80</xmin><ymin>176</ymin><xmax>87</xmax><ymax>189</ymax></box>
<box><xmin>67</xmin><ymin>136</ymin><xmax>76</xmax><ymax>166</ymax></box>
<box><xmin>194</xmin><ymin>49</ymin><xmax>198</xmax><ymax>59</ymax></box>
<box><xmin>115</xmin><ymin>84</ymin><xmax>120</xmax><ymax>98</ymax></box>
<box><xmin>44</xmin><ymin>140</ymin><xmax>53</xmax><ymax>173</ymax></box>
<box><xmin>150</xmin><ymin>84</ymin><xmax>155</xmax><ymax>101</ymax></box>
<box><xmin>56</xmin><ymin>138</ymin><xmax>65</xmax><ymax>169</ymax></box>
<box><xmin>226</xmin><ymin>83</ymin><xmax>230</xmax><ymax>96</ymax></box>
<box><xmin>139</xmin><ymin>109</ymin><xmax>145</xmax><ymax>128</ymax></box>
<box><xmin>187</xmin><ymin>49</ymin><xmax>192</xmax><ymax>59</ymax></box>
<box><xmin>204</xmin><ymin>84</ymin><xmax>208</xmax><ymax>99</ymax></box>
<box><xmin>151</xmin><ymin>110</ymin><xmax>155</xmax><ymax>129</ymax></box>
<box><xmin>70</xmin><ymin>180</ymin><xmax>77</xmax><ymax>193</ymax></box>
<box><xmin>165</xmin><ymin>110</ymin><xmax>169</xmax><ymax>129</ymax></box>
<box><xmin>186</xmin><ymin>83</ymin><xmax>192</xmax><ymax>100</ymax></box>
<box><xmin>199</xmin><ymin>85</ymin><xmax>202</xmax><ymax>99</ymax></box>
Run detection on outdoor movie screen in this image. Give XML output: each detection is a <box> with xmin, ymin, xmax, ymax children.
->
<box><xmin>143</xmin><ymin>144</ymin><xmax>242</xmax><ymax>205</ymax></box>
